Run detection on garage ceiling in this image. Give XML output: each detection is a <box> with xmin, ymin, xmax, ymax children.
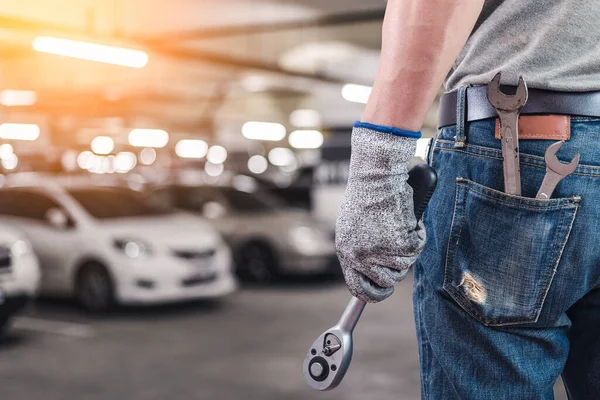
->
<box><xmin>0</xmin><ymin>1</ymin><xmax>437</xmax><ymax>147</ymax></box>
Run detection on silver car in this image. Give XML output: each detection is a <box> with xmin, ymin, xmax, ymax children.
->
<box><xmin>148</xmin><ymin>185</ymin><xmax>338</xmax><ymax>282</ymax></box>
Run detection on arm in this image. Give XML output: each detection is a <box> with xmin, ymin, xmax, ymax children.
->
<box><xmin>363</xmin><ymin>0</ymin><xmax>485</xmax><ymax>131</ymax></box>
<box><xmin>336</xmin><ymin>0</ymin><xmax>484</xmax><ymax>303</ymax></box>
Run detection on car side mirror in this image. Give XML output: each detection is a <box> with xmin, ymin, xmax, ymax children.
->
<box><xmin>45</xmin><ymin>208</ymin><xmax>70</xmax><ymax>230</ymax></box>
<box><xmin>202</xmin><ymin>201</ymin><xmax>227</xmax><ymax>219</ymax></box>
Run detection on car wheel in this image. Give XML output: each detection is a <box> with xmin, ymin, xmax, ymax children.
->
<box><xmin>0</xmin><ymin>316</ymin><xmax>11</xmax><ymax>336</ymax></box>
<box><xmin>238</xmin><ymin>242</ymin><xmax>279</xmax><ymax>283</ymax></box>
<box><xmin>75</xmin><ymin>263</ymin><xmax>115</xmax><ymax>314</ymax></box>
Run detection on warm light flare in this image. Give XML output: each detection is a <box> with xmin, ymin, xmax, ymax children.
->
<box><xmin>289</xmin><ymin>130</ymin><xmax>324</xmax><ymax>149</ymax></box>
<box><xmin>0</xmin><ymin>123</ymin><xmax>40</xmax><ymax>141</ymax></box>
<box><xmin>342</xmin><ymin>84</ymin><xmax>372</xmax><ymax>104</ymax></box>
<box><xmin>128</xmin><ymin>129</ymin><xmax>169</xmax><ymax>148</ymax></box>
<box><xmin>0</xmin><ymin>90</ymin><xmax>36</xmax><ymax>107</ymax></box>
<box><xmin>33</xmin><ymin>36</ymin><xmax>149</xmax><ymax>68</ymax></box>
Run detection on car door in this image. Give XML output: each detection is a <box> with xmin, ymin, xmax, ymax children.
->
<box><xmin>0</xmin><ymin>189</ymin><xmax>81</xmax><ymax>295</ymax></box>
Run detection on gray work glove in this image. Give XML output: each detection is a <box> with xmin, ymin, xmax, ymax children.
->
<box><xmin>336</xmin><ymin>124</ymin><xmax>427</xmax><ymax>303</ymax></box>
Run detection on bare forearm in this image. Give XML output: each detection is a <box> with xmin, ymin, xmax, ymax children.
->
<box><xmin>362</xmin><ymin>0</ymin><xmax>484</xmax><ymax>131</ymax></box>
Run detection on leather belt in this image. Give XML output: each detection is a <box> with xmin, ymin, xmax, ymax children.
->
<box><xmin>438</xmin><ymin>85</ymin><xmax>600</xmax><ymax>128</ymax></box>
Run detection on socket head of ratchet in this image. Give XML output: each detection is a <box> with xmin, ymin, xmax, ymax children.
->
<box><xmin>486</xmin><ymin>72</ymin><xmax>529</xmax><ymax>111</ymax></box>
<box><xmin>303</xmin><ymin>326</ymin><xmax>352</xmax><ymax>391</ymax></box>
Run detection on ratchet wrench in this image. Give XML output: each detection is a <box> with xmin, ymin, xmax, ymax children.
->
<box><xmin>303</xmin><ymin>163</ymin><xmax>438</xmax><ymax>391</ymax></box>
<box><xmin>487</xmin><ymin>72</ymin><xmax>529</xmax><ymax>195</ymax></box>
<box><xmin>536</xmin><ymin>141</ymin><xmax>580</xmax><ymax>199</ymax></box>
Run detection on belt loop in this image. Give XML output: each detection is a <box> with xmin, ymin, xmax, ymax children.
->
<box><xmin>454</xmin><ymin>83</ymin><xmax>470</xmax><ymax>148</ymax></box>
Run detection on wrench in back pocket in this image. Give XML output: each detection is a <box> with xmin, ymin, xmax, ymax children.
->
<box><xmin>536</xmin><ymin>141</ymin><xmax>580</xmax><ymax>200</ymax></box>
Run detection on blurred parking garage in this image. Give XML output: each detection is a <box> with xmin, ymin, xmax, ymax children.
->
<box><xmin>0</xmin><ymin>1</ymin><xmax>568</xmax><ymax>399</ymax></box>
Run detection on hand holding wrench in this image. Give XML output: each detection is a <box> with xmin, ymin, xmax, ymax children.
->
<box><xmin>303</xmin><ymin>163</ymin><xmax>438</xmax><ymax>391</ymax></box>
<box><xmin>487</xmin><ymin>72</ymin><xmax>529</xmax><ymax>195</ymax></box>
<box><xmin>536</xmin><ymin>141</ymin><xmax>580</xmax><ymax>199</ymax></box>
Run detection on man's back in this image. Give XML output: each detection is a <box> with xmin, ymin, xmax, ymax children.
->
<box><xmin>446</xmin><ymin>0</ymin><xmax>600</xmax><ymax>91</ymax></box>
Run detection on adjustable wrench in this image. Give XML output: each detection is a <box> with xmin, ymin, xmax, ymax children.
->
<box><xmin>487</xmin><ymin>72</ymin><xmax>529</xmax><ymax>195</ymax></box>
<box><xmin>536</xmin><ymin>141</ymin><xmax>580</xmax><ymax>199</ymax></box>
<box><xmin>303</xmin><ymin>163</ymin><xmax>438</xmax><ymax>391</ymax></box>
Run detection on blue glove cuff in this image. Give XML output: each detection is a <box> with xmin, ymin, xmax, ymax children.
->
<box><xmin>354</xmin><ymin>121</ymin><xmax>422</xmax><ymax>139</ymax></box>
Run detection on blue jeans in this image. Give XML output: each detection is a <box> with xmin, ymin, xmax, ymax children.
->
<box><xmin>414</xmin><ymin>117</ymin><xmax>600</xmax><ymax>399</ymax></box>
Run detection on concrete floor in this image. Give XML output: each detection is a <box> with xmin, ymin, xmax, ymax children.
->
<box><xmin>0</xmin><ymin>274</ymin><xmax>567</xmax><ymax>400</ymax></box>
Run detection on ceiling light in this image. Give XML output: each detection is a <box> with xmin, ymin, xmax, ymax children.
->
<box><xmin>289</xmin><ymin>130</ymin><xmax>324</xmax><ymax>149</ymax></box>
<box><xmin>77</xmin><ymin>151</ymin><xmax>94</xmax><ymax>170</ymax></box>
<box><xmin>289</xmin><ymin>109</ymin><xmax>322</xmax><ymax>128</ymax></box>
<box><xmin>33</xmin><ymin>36</ymin><xmax>148</xmax><ymax>68</ymax></box>
<box><xmin>342</xmin><ymin>83</ymin><xmax>372</xmax><ymax>104</ymax></box>
<box><xmin>139</xmin><ymin>148</ymin><xmax>157</xmax><ymax>165</ymax></box>
<box><xmin>268</xmin><ymin>147</ymin><xmax>295</xmax><ymax>167</ymax></box>
<box><xmin>242</xmin><ymin>122</ymin><xmax>286</xmax><ymax>141</ymax></box>
<box><xmin>105</xmin><ymin>155</ymin><xmax>117</xmax><ymax>174</ymax></box>
<box><xmin>0</xmin><ymin>123</ymin><xmax>40</xmax><ymax>141</ymax></box>
<box><xmin>0</xmin><ymin>90</ymin><xmax>36</xmax><ymax>106</ymax></box>
<box><xmin>91</xmin><ymin>136</ymin><xmax>114</xmax><ymax>155</ymax></box>
<box><xmin>115</xmin><ymin>152</ymin><xmax>137</xmax><ymax>173</ymax></box>
<box><xmin>88</xmin><ymin>155</ymin><xmax>103</xmax><ymax>173</ymax></box>
<box><xmin>2</xmin><ymin>154</ymin><xmax>18</xmax><ymax>170</ymax></box>
<box><xmin>61</xmin><ymin>150</ymin><xmax>78</xmax><ymax>171</ymax></box>
<box><xmin>206</xmin><ymin>145</ymin><xmax>227</xmax><ymax>164</ymax></box>
<box><xmin>204</xmin><ymin>162</ymin><xmax>224</xmax><ymax>177</ymax></box>
<box><xmin>0</xmin><ymin>144</ymin><xmax>14</xmax><ymax>159</ymax></box>
<box><xmin>128</xmin><ymin>129</ymin><xmax>169</xmax><ymax>148</ymax></box>
<box><xmin>248</xmin><ymin>155</ymin><xmax>268</xmax><ymax>174</ymax></box>
<box><xmin>176</xmin><ymin>139</ymin><xmax>208</xmax><ymax>159</ymax></box>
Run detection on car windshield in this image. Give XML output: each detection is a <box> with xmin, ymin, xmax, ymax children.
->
<box><xmin>68</xmin><ymin>187</ymin><xmax>174</xmax><ymax>219</ymax></box>
<box><xmin>217</xmin><ymin>187</ymin><xmax>282</xmax><ymax>212</ymax></box>
<box><xmin>167</xmin><ymin>187</ymin><xmax>282</xmax><ymax>213</ymax></box>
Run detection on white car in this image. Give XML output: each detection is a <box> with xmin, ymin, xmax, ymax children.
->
<box><xmin>0</xmin><ymin>177</ymin><xmax>237</xmax><ymax>312</ymax></box>
<box><xmin>0</xmin><ymin>224</ymin><xmax>40</xmax><ymax>334</ymax></box>
<box><xmin>148</xmin><ymin>185</ymin><xmax>338</xmax><ymax>282</ymax></box>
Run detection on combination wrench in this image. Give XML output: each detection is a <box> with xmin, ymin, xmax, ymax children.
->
<box><xmin>303</xmin><ymin>163</ymin><xmax>438</xmax><ymax>391</ymax></box>
<box><xmin>487</xmin><ymin>72</ymin><xmax>529</xmax><ymax>195</ymax></box>
<box><xmin>536</xmin><ymin>141</ymin><xmax>580</xmax><ymax>199</ymax></box>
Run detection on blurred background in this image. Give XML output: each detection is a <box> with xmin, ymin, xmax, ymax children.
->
<box><xmin>0</xmin><ymin>1</ymin><xmax>566</xmax><ymax>399</ymax></box>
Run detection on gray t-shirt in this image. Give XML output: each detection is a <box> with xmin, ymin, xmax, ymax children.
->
<box><xmin>445</xmin><ymin>0</ymin><xmax>600</xmax><ymax>92</ymax></box>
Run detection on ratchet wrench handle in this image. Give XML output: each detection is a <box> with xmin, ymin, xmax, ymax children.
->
<box><xmin>303</xmin><ymin>164</ymin><xmax>438</xmax><ymax>391</ymax></box>
<box><xmin>358</xmin><ymin>163</ymin><xmax>439</xmax><ymax>294</ymax></box>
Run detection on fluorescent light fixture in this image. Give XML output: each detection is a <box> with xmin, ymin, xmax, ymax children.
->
<box><xmin>175</xmin><ymin>139</ymin><xmax>209</xmax><ymax>159</ymax></box>
<box><xmin>289</xmin><ymin>109</ymin><xmax>322</xmax><ymax>128</ymax></box>
<box><xmin>0</xmin><ymin>90</ymin><xmax>36</xmax><ymax>106</ymax></box>
<box><xmin>242</xmin><ymin>121</ymin><xmax>286</xmax><ymax>141</ymax></box>
<box><xmin>248</xmin><ymin>155</ymin><xmax>268</xmax><ymax>174</ymax></box>
<box><xmin>206</xmin><ymin>145</ymin><xmax>227</xmax><ymax>164</ymax></box>
<box><xmin>342</xmin><ymin>83</ymin><xmax>372</xmax><ymax>104</ymax></box>
<box><xmin>33</xmin><ymin>36</ymin><xmax>148</xmax><ymax>68</ymax></box>
<box><xmin>0</xmin><ymin>123</ymin><xmax>40</xmax><ymax>141</ymax></box>
<box><xmin>139</xmin><ymin>148</ymin><xmax>157</xmax><ymax>165</ymax></box>
<box><xmin>91</xmin><ymin>136</ymin><xmax>114</xmax><ymax>155</ymax></box>
<box><xmin>268</xmin><ymin>147</ymin><xmax>295</xmax><ymax>167</ymax></box>
<box><xmin>289</xmin><ymin>130</ymin><xmax>324</xmax><ymax>149</ymax></box>
<box><xmin>128</xmin><ymin>129</ymin><xmax>169</xmax><ymax>148</ymax></box>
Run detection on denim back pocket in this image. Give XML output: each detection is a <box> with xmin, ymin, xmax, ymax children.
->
<box><xmin>443</xmin><ymin>178</ymin><xmax>581</xmax><ymax>326</ymax></box>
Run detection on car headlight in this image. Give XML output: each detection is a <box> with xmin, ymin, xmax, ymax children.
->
<box><xmin>289</xmin><ymin>225</ymin><xmax>329</xmax><ymax>253</ymax></box>
<box><xmin>113</xmin><ymin>238</ymin><xmax>154</xmax><ymax>258</ymax></box>
<box><xmin>11</xmin><ymin>239</ymin><xmax>32</xmax><ymax>257</ymax></box>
